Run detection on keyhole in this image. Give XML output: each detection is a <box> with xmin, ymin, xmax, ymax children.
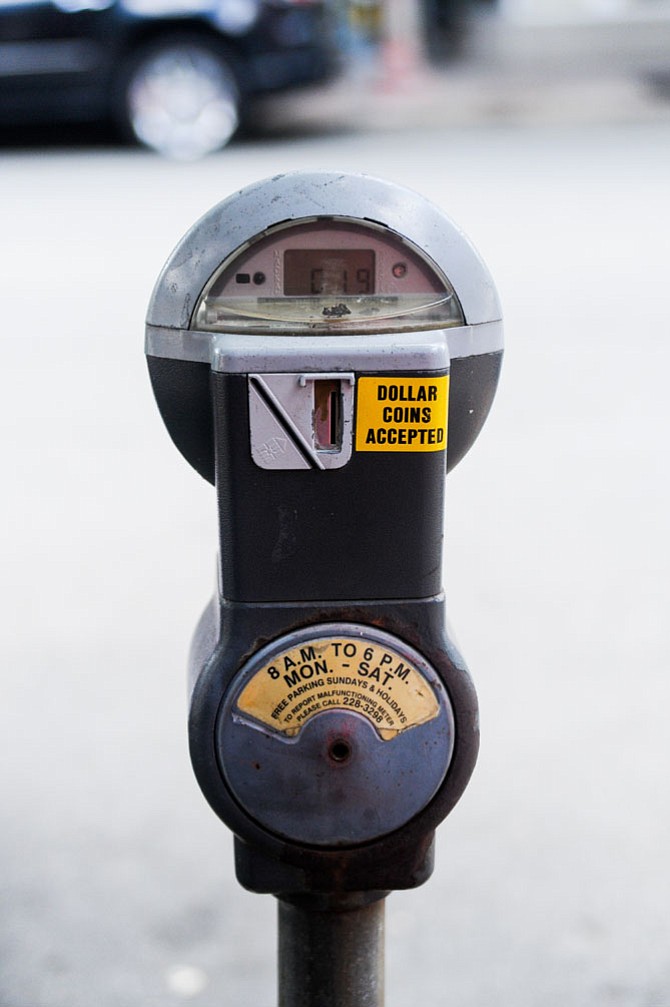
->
<box><xmin>328</xmin><ymin>738</ymin><xmax>352</xmax><ymax>764</ymax></box>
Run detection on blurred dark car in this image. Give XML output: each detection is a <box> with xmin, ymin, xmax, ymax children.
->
<box><xmin>0</xmin><ymin>0</ymin><xmax>336</xmax><ymax>156</ymax></box>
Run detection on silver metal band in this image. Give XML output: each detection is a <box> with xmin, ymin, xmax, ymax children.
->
<box><xmin>144</xmin><ymin>321</ymin><xmax>503</xmax><ymax>371</ymax></box>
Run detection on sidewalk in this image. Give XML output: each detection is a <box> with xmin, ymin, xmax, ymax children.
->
<box><xmin>257</xmin><ymin>14</ymin><xmax>670</xmax><ymax>134</ymax></box>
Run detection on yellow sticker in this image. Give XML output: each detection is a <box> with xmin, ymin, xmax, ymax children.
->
<box><xmin>355</xmin><ymin>375</ymin><xmax>449</xmax><ymax>452</ymax></box>
<box><xmin>236</xmin><ymin>636</ymin><xmax>440</xmax><ymax>741</ymax></box>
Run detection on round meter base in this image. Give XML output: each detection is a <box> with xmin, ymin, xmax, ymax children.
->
<box><xmin>217</xmin><ymin>624</ymin><xmax>455</xmax><ymax>847</ymax></box>
<box><xmin>187</xmin><ymin>595</ymin><xmax>480</xmax><ymax>897</ymax></box>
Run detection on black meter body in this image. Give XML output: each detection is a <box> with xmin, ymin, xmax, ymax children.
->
<box><xmin>146</xmin><ymin>172</ymin><xmax>502</xmax><ymax>897</ymax></box>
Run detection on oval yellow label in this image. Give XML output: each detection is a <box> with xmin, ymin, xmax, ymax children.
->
<box><xmin>236</xmin><ymin>636</ymin><xmax>440</xmax><ymax>741</ymax></box>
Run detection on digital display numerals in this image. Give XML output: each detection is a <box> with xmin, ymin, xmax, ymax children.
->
<box><xmin>284</xmin><ymin>249</ymin><xmax>375</xmax><ymax>296</ymax></box>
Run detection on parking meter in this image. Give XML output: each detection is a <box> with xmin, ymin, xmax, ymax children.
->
<box><xmin>146</xmin><ymin>172</ymin><xmax>502</xmax><ymax>904</ymax></box>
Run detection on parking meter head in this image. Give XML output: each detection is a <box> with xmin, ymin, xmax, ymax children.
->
<box><xmin>146</xmin><ymin>171</ymin><xmax>503</xmax><ymax>483</ymax></box>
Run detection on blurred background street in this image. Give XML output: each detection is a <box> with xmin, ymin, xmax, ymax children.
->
<box><xmin>1</xmin><ymin>1</ymin><xmax>670</xmax><ymax>1005</ymax></box>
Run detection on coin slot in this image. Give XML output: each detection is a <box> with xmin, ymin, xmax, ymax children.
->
<box><xmin>314</xmin><ymin>379</ymin><xmax>342</xmax><ymax>451</ymax></box>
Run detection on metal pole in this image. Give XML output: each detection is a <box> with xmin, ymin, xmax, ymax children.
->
<box><xmin>278</xmin><ymin>895</ymin><xmax>385</xmax><ymax>1007</ymax></box>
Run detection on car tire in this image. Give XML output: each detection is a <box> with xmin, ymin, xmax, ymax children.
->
<box><xmin>118</xmin><ymin>36</ymin><xmax>240</xmax><ymax>159</ymax></box>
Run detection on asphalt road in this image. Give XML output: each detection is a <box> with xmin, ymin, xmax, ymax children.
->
<box><xmin>1</xmin><ymin>120</ymin><xmax>669</xmax><ymax>1007</ymax></box>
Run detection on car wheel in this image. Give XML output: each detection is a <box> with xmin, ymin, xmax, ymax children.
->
<box><xmin>120</xmin><ymin>38</ymin><xmax>240</xmax><ymax>159</ymax></box>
